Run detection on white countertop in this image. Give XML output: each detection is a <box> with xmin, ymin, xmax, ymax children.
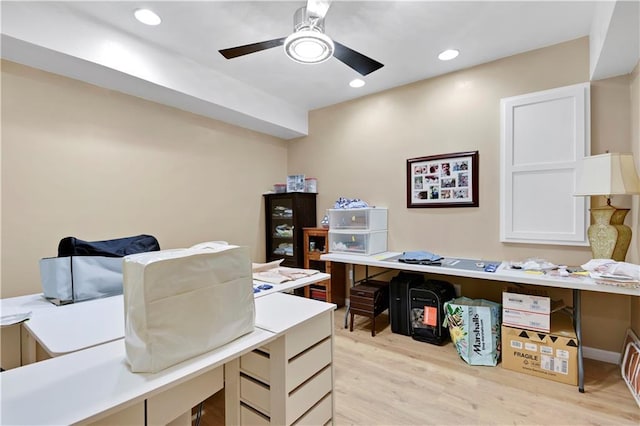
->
<box><xmin>23</xmin><ymin>294</ymin><xmax>125</xmax><ymax>356</ymax></box>
<box><xmin>255</xmin><ymin>291</ymin><xmax>336</xmax><ymax>334</ymax></box>
<box><xmin>0</xmin><ymin>293</ymin><xmax>56</xmax><ymax>326</ymax></box>
<box><xmin>253</xmin><ymin>272</ymin><xmax>330</xmax><ymax>298</ymax></box>
<box><xmin>0</xmin><ymin>328</ymin><xmax>275</xmax><ymax>425</ymax></box>
<box><xmin>0</xmin><ymin>291</ymin><xmax>335</xmax><ymax>425</ymax></box>
<box><xmin>322</xmin><ymin>251</ymin><xmax>640</xmax><ymax>296</ymax></box>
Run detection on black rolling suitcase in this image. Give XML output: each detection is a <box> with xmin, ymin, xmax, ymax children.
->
<box><xmin>389</xmin><ymin>272</ymin><xmax>425</xmax><ymax>335</ymax></box>
<box><xmin>409</xmin><ymin>280</ymin><xmax>456</xmax><ymax>345</ymax></box>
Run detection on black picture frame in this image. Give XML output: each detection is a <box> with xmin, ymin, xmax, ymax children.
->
<box><xmin>407</xmin><ymin>151</ymin><xmax>479</xmax><ymax>208</ymax></box>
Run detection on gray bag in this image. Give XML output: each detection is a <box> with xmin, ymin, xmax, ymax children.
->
<box><xmin>39</xmin><ymin>234</ymin><xmax>160</xmax><ymax>305</ymax></box>
<box><xmin>39</xmin><ymin>256</ymin><xmax>123</xmax><ymax>305</ymax></box>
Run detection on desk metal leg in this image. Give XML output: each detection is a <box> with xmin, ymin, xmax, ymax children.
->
<box><xmin>343</xmin><ymin>264</ymin><xmax>354</xmax><ymax>328</ymax></box>
<box><xmin>573</xmin><ymin>289</ymin><xmax>584</xmax><ymax>393</ymax></box>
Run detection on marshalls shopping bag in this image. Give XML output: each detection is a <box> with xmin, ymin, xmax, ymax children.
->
<box><xmin>123</xmin><ymin>244</ymin><xmax>255</xmax><ymax>373</ymax></box>
<box><xmin>443</xmin><ymin>297</ymin><xmax>501</xmax><ymax>366</ymax></box>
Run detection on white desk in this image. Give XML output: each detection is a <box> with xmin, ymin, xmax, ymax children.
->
<box><xmin>252</xmin><ymin>272</ymin><xmax>331</xmax><ymax>298</ymax></box>
<box><xmin>0</xmin><ymin>292</ymin><xmax>56</xmax><ymax>315</ymax></box>
<box><xmin>322</xmin><ymin>251</ymin><xmax>640</xmax><ymax>393</ymax></box>
<box><xmin>0</xmin><ymin>292</ymin><xmax>337</xmax><ymax>425</ymax></box>
<box><xmin>18</xmin><ymin>273</ymin><xmax>329</xmax><ymax>363</ymax></box>
<box><xmin>23</xmin><ymin>295</ymin><xmax>125</xmax><ymax>358</ymax></box>
<box><xmin>1</xmin><ymin>293</ymin><xmax>59</xmax><ymax>368</ymax></box>
<box><xmin>255</xmin><ymin>291</ymin><xmax>335</xmax><ymax>333</ymax></box>
<box><xmin>322</xmin><ymin>251</ymin><xmax>640</xmax><ymax>296</ymax></box>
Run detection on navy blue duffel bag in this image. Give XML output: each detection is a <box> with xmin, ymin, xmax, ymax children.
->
<box><xmin>58</xmin><ymin>234</ymin><xmax>160</xmax><ymax>257</ymax></box>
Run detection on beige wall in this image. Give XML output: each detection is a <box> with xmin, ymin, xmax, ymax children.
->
<box><xmin>289</xmin><ymin>37</ymin><xmax>594</xmax><ymax>265</ymax></box>
<box><xmin>1</xmin><ymin>37</ymin><xmax>638</xmax><ymax>352</ymax></box>
<box><xmin>288</xmin><ymin>37</ymin><xmax>636</xmax><ymax>352</ymax></box>
<box><xmin>631</xmin><ymin>62</ymin><xmax>640</xmax><ymax>335</ymax></box>
<box><xmin>1</xmin><ymin>60</ymin><xmax>287</xmax><ymax>298</ymax></box>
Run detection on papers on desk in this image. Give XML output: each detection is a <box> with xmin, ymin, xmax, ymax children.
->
<box><xmin>1</xmin><ymin>309</ymin><xmax>31</xmax><ymax>326</ymax></box>
<box><xmin>589</xmin><ymin>273</ymin><xmax>640</xmax><ymax>288</ymax></box>
<box><xmin>582</xmin><ymin>259</ymin><xmax>640</xmax><ymax>288</ymax></box>
<box><xmin>253</xmin><ymin>267</ymin><xmax>319</xmax><ymax>284</ymax></box>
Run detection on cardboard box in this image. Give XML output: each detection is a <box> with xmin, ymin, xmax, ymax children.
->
<box><xmin>503</xmin><ymin>291</ymin><xmax>551</xmax><ymax>314</ymax></box>
<box><xmin>502</xmin><ymin>285</ymin><xmax>566</xmax><ymax>332</ymax></box>
<box><xmin>501</xmin><ymin>312</ymin><xmax>578</xmax><ymax>385</ymax></box>
<box><xmin>502</xmin><ymin>308</ymin><xmax>550</xmax><ymax>332</ymax></box>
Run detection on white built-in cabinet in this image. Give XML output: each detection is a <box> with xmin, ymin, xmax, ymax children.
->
<box><xmin>500</xmin><ymin>83</ymin><xmax>590</xmax><ymax>246</ymax></box>
<box><xmin>225</xmin><ymin>307</ymin><xmax>334</xmax><ymax>425</ymax></box>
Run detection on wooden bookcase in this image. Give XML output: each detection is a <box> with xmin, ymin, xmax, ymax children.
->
<box><xmin>303</xmin><ymin>227</ymin><xmax>345</xmax><ymax>307</ymax></box>
<box><xmin>263</xmin><ymin>193</ymin><xmax>316</xmax><ymax>268</ymax></box>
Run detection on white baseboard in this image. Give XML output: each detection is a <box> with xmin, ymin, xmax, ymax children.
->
<box><xmin>583</xmin><ymin>346</ymin><xmax>620</xmax><ymax>364</ymax></box>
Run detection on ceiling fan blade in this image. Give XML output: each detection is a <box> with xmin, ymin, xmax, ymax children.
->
<box><xmin>333</xmin><ymin>41</ymin><xmax>384</xmax><ymax>76</ymax></box>
<box><xmin>306</xmin><ymin>0</ymin><xmax>331</xmax><ymax>19</ymax></box>
<box><xmin>219</xmin><ymin>38</ymin><xmax>286</xmax><ymax>59</ymax></box>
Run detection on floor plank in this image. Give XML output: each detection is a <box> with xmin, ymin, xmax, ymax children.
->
<box><xmin>337</xmin><ymin>309</ymin><xmax>639</xmax><ymax>425</ymax></box>
<box><xmin>194</xmin><ymin>307</ymin><xmax>640</xmax><ymax>425</ymax></box>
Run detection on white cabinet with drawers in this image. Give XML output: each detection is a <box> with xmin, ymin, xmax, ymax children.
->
<box><xmin>327</xmin><ymin>207</ymin><xmax>387</xmax><ymax>230</ymax></box>
<box><xmin>225</xmin><ymin>293</ymin><xmax>336</xmax><ymax>426</ymax></box>
<box><xmin>328</xmin><ymin>208</ymin><xmax>388</xmax><ymax>255</ymax></box>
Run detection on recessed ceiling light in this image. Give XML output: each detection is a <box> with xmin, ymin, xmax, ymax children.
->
<box><xmin>438</xmin><ymin>49</ymin><xmax>459</xmax><ymax>61</ymax></box>
<box><xmin>349</xmin><ymin>79</ymin><xmax>365</xmax><ymax>88</ymax></box>
<box><xmin>134</xmin><ymin>9</ymin><xmax>162</xmax><ymax>26</ymax></box>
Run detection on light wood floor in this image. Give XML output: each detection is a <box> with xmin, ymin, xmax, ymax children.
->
<box><xmin>195</xmin><ymin>307</ymin><xmax>640</xmax><ymax>425</ymax></box>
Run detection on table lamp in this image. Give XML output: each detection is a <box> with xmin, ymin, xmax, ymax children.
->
<box><xmin>575</xmin><ymin>153</ymin><xmax>640</xmax><ymax>261</ymax></box>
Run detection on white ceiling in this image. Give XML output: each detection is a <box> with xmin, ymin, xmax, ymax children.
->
<box><xmin>1</xmin><ymin>1</ymin><xmax>638</xmax><ymax>139</ymax></box>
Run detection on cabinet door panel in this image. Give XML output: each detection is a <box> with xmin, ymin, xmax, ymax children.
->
<box><xmin>500</xmin><ymin>83</ymin><xmax>589</xmax><ymax>245</ymax></box>
<box><xmin>264</xmin><ymin>193</ymin><xmax>317</xmax><ymax>268</ymax></box>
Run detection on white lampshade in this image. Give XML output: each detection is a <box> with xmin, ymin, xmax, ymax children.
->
<box><xmin>575</xmin><ymin>153</ymin><xmax>640</xmax><ymax>196</ymax></box>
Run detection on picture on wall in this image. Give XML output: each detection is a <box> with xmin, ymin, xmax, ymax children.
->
<box><xmin>406</xmin><ymin>151</ymin><xmax>479</xmax><ymax>208</ymax></box>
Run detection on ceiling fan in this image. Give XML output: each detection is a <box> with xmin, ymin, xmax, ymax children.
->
<box><xmin>219</xmin><ymin>0</ymin><xmax>384</xmax><ymax>76</ymax></box>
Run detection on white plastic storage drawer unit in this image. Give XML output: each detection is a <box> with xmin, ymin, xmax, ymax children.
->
<box><xmin>329</xmin><ymin>230</ymin><xmax>387</xmax><ymax>255</ymax></box>
<box><xmin>327</xmin><ymin>208</ymin><xmax>387</xmax><ymax>231</ymax></box>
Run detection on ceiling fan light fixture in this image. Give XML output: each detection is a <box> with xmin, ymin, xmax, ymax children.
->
<box><xmin>284</xmin><ymin>30</ymin><xmax>334</xmax><ymax>64</ymax></box>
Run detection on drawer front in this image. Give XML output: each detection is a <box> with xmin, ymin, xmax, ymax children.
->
<box><xmin>286</xmin><ymin>312</ymin><xmax>331</xmax><ymax>360</ymax></box>
<box><xmin>328</xmin><ymin>230</ymin><xmax>387</xmax><ymax>255</ymax></box>
<box><xmin>240</xmin><ymin>404</ymin><xmax>270</xmax><ymax>426</ymax></box>
<box><xmin>328</xmin><ymin>208</ymin><xmax>387</xmax><ymax>231</ymax></box>
<box><xmin>241</xmin><ymin>349</ymin><xmax>271</xmax><ymax>384</ymax></box>
<box><xmin>258</xmin><ymin>343</ymin><xmax>271</xmax><ymax>355</ymax></box>
<box><xmin>287</xmin><ymin>366</ymin><xmax>332</xmax><ymax>425</ymax></box>
<box><xmin>287</xmin><ymin>338</ymin><xmax>332</xmax><ymax>392</ymax></box>
<box><xmin>293</xmin><ymin>393</ymin><xmax>332</xmax><ymax>426</ymax></box>
<box><xmin>350</xmin><ymin>290</ymin><xmax>376</xmax><ymax>300</ymax></box>
<box><xmin>350</xmin><ymin>293</ymin><xmax>376</xmax><ymax>303</ymax></box>
<box><xmin>349</xmin><ymin>301</ymin><xmax>375</xmax><ymax>312</ymax></box>
<box><xmin>240</xmin><ymin>375</ymin><xmax>270</xmax><ymax>415</ymax></box>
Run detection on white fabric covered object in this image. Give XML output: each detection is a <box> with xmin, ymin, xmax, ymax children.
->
<box><xmin>123</xmin><ymin>244</ymin><xmax>255</xmax><ymax>373</ymax></box>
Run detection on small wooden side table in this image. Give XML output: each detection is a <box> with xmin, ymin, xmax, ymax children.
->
<box><xmin>349</xmin><ymin>280</ymin><xmax>390</xmax><ymax>336</ymax></box>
